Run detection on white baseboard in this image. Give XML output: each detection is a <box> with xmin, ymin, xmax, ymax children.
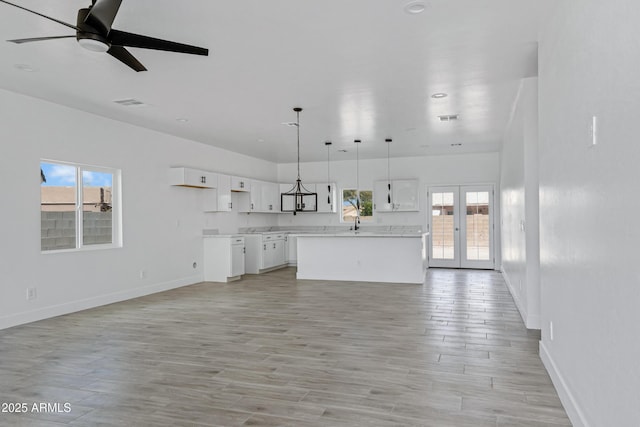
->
<box><xmin>539</xmin><ymin>341</ymin><xmax>589</xmax><ymax>427</ymax></box>
<box><xmin>502</xmin><ymin>269</ymin><xmax>527</xmax><ymax>320</ymax></box>
<box><xmin>0</xmin><ymin>275</ymin><xmax>201</xmax><ymax>331</ymax></box>
<box><xmin>501</xmin><ymin>269</ymin><xmax>541</xmax><ymax>330</ymax></box>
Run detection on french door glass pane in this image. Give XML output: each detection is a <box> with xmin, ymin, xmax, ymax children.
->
<box><xmin>465</xmin><ymin>191</ymin><xmax>490</xmax><ymax>261</ymax></box>
<box><xmin>431</xmin><ymin>192</ymin><xmax>455</xmax><ymax>260</ymax></box>
<box><xmin>82</xmin><ymin>170</ymin><xmax>113</xmax><ymax>246</ymax></box>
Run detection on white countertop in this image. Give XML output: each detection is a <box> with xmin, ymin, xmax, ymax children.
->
<box><xmin>294</xmin><ymin>232</ymin><xmax>428</xmax><ymax>238</ymax></box>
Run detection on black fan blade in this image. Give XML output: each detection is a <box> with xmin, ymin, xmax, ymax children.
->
<box><xmin>8</xmin><ymin>35</ymin><xmax>75</xmax><ymax>44</ymax></box>
<box><xmin>107</xmin><ymin>45</ymin><xmax>147</xmax><ymax>72</ymax></box>
<box><xmin>109</xmin><ymin>30</ymin><xmax>208</xmax><ymax>56</ymax></box>
<box><xmin>84</xmin><ymin>0</ymin><xmax>122</xmax><ymax>35</ymax></box>
<box><xmin>0</xmin><ymin>0</ymin><xmax>79</xmax><ymax>31</ymax></box>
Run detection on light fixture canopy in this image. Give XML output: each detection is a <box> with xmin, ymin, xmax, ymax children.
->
<box><xmin>281</xmin><ymin>107</ymin><xmax>317</xmax><ymax>214</ymax></box>
<box><xmin>404</xmin><ymin>1</ymin><xmax>427</xmax><ymax>14</ymax></box>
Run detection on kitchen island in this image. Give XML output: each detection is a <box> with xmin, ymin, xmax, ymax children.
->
<box><xmin>296</xmin><ymin>232</ymin><xmax>428</xmax><ymax>284</ymax></box>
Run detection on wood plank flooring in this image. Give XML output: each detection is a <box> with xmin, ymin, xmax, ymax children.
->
<box><xmin>0</xmin><ymin>268</ymin><xmax>571</xmax><ymax>426</ymax></box>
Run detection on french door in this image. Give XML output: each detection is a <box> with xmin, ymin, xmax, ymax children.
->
<box><xmin>428</xmin><ymin>185</ymin><xmax>494</xmax><ymax>269</ymax></box>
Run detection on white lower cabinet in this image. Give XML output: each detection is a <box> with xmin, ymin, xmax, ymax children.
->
<box><xmin>286</xmin><ymin>234</ymin><xmax>297</xmax><ymax>265</ymax></box>
<box><xmin>243</xmin><ymin>233</ymin><xmax>287</xmax><ymax>273</ymax></box>
<box><xmin>203</xmin><ymin>236</ymin><xmax>245</xmax><ymax>282</ymax></box>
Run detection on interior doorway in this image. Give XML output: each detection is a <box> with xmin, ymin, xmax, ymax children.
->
<box><xmin>428</xmin><ymin>185</ymin><xmax>495</xmax><ymax>269</ymax></box>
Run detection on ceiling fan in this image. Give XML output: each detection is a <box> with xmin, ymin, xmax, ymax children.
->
<box><xmin>0</xmin><ymin>0</ymin><xmax>208</xmax><ymax>71</ymax></box>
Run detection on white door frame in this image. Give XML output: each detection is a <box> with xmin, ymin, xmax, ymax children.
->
<box><xmin>427</xmin><ymin>184</ymin><xmax>495</xmax><ymax>269</ymax></box>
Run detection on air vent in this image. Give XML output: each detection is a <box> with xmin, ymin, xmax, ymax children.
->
<box><xmin>438</xmin><ymin>114</ymin><xmax>459</xmax><ymax>121</ymax></box>
<box><xmin>113</xmin><ymin>98</ymin><xmax>147</xmax><ymax>107</ymax></box>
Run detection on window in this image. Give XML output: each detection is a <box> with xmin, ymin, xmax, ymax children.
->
<box><xmin>341</xmin><ymin>189</ymin><xmax>373</xmax><ymax>223</ymax></box>
<box><xmin>40</xmin><ymin>161</ymin><xmax>121</xmax><ymax>252</ymax></box>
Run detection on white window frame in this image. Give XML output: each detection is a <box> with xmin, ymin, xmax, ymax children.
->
<box><xmin>41</xmin><ymin>159</ymin><xmax>122</xmax><ymax>253</ymax></box>
<box><xmin>340</xmin><ymin>188</ymin><xmax>374</xmax><ymax>223</ymax></box>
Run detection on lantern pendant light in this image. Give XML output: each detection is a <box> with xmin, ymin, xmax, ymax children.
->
<box><xmin>280</xmin><ymin>107</ymin><xmax>318</xmax><ymax>214</ymax></box>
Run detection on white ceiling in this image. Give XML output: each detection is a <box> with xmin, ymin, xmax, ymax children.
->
<box><xmin>0</xmin><ymin>0</ymin><xmax>555</xmax><ymax>163</ymax></box>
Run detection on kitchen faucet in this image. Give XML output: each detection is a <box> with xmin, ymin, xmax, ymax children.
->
<box><xmin>354</xmin><ymin>215</ymin><xmax>360</xmax><ymax>231</ymax></box>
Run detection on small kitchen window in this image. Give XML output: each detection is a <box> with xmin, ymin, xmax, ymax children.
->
<box><xmin>40</xmin><ymin>160</ymin><xmax>122</xmax><ymax>252</ymax></box>
<box><xmin>341</xmin><ymin>189</ymin><xmax>373</xmax><ymax>223</ymax></box>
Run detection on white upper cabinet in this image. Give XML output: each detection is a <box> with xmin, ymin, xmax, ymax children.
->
<box><xmin>261</xmin><ymin>181</ymin><xmax>279</xmax><ymax>212</ymax></box>
<box><xmin>316</xmin><ymin>182</ymin><xmax>337</xmax><ymax>213</ymax></box>
<box><xmin>231</xmin><ymin>176</ymin><xmax>250</xmax><ymax>192</ymax></box>
<box><xmin>169</xmin><ymin>167</ymin><xmax>217</xmax><ymax>189</ymax></box>
<box><xmin>216</xmin><ymin>174</ymin><xmax>233</xmax><ymax>211</ymax></box>
<box><xmin>374</xmin><ymin>179</ymin><xmax>419</xmax><ymax>212</ymax></box>
<box><xmin>279</xmin><ymin>183</ymin><xmax>295</xmax><ymax>212</ymax></box>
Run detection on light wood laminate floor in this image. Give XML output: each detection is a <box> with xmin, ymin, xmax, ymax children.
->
<box><xmin>0</xmin><ymin>268</ymin><xmax>571</xmax><ymax>426</ymax></box>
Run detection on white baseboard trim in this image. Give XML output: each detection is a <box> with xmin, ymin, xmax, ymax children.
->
<box><xmin>502</xmin><ymin>269</ymin><xmax>527</xmax><ymax>322</ymax></box>
<box><xmin>540</xmin><ymin>340</ymin><xmax>589</xmax><ymax>427</ymax></box>
<box><xmin>0</xmin><ymin>275</ymin><xmax>201</xmax><ymax>331</ymax></box>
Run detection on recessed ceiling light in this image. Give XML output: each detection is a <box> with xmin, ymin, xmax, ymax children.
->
<box><xmin>404</xmin><ymin>1</ymin><xmax>427</xmax><ymax>15</ymax></box>
<box><xmin>15</xmin><ymin>63</ymin><xmax>37</xmax><ymax>72</ymax></box>
<box><xmin>176</xmin><ymin>118</ymin><xmax>189</xmax><ymax>123</ymax></box>
<box><xmin>431</xmin><ymin>93</ymin><xmax>448</xmax><ymax>99</ymax></box>
<box><xmin>257</xmin><ymin>138</ymin><xmax>265</xmax><ymax>143</ymax></box>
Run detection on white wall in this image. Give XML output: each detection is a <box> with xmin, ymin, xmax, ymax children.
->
<box><xmin>0</xmin><ymin>88</ymin><xmax>277</xmax><ymax>330</ymax></box>
<box><xmin>538</xmin><ymin>1</ymin><xmax>640</xmax><ymax>425</ymax></box>
<box><xmin>277</xmin><ymin>153</ymin><xmax>501</xmax><ymax>243</ymax></box>
<box><xmin>500</xmin><ymin>77</ymin><xmax>540</xmax><ymax>329</ymax></box>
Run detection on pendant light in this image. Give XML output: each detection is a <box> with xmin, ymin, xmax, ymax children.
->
<box><xmin>354</xmin><ymin>139</ymin><xmax>362</xmax><ymax>211</ymax></box>
<box><xmin>325</xmin><ymin>141</ymin><xmax>332</xmax><ymax>207</ymax></box>
<box><xmin>281</xmin><ymin>107</ymin><xmax>317</xmax><ymax>214</ymax></box>
<box><xmin>385</xmin><ymin>138</ymin><xmax>392</xmax><ymax>204</ymax></box>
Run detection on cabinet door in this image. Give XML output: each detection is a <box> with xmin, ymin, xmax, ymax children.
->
<box><xmin>203</xmin><ymin>189</ymin><xmax>218</xmax><ymax>212</ymax></box>
<box><xmin>217</xmin><ymin>175</ymin><xmax>233</xmax><ymax>211</ymax></box>
<box><xmin>231</xmin><ymin>244</ymin><xmax>245</xmax><ymax>277</ymax></box>
<box><xmin>261</xmin><ymin>239</ymin><xmax>272</xmax><ymax>269</ymax></box>
<box><xmin>316</xmin><ymin>182</ymin><xmax>336</xmax><ymax>213</ymax></box>
<box><xmin>231</xmin><ymin>176</ymin><xmax>250</xmax><ymax>192</ymax></box>
<box><xmin>280</xmin><ymin>183</ymin><xmax>295</xmax><ymax>212</ymax></box>
<box><xmin>273</xmin><ymin>240</ymin><xmax>285</xmax><ymax>266</ymax></box>
<box><xmin>374</xmin><ymin>180</ymin><xmax>393</xmax><ymax>212</ymax></box>
<box><xmin>393</xmin><ymin>180</ymin><xmax>419</xmax><ymax>211</ymax></box>
<box><xmin>261</xmin><ymin>182</ymin><xmax>279</xmax><ymax>212</ymax></box>
<box><xmin>250</xmin><ymin>180</ymin><xmax>262</xmax><ymax>212</ymax></box>
<box><xmin>170</xmin><ymin>167</ymin><xmax>216</xmax><ymax>189</ymax></box>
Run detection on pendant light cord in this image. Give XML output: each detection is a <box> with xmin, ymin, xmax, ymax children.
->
<box><xmin>296</xmin><ymin>109</ymin><xmax>301</xmax><ymax>182</ymax></box>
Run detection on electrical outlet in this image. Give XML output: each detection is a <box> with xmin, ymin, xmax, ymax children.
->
<box><xmin>139</xmin><ymin>269</ymin><xmax>146</xmax><ymax>279</ymax></box>
<box><xmin>26</xmin><ymin>287</ymin><xmax>37</xmax><ymax>301</ymax></box>
<box><xmin>550</xmin><ymin>321</ymin><xmax>554</xmax><ymax>341</ymax></box>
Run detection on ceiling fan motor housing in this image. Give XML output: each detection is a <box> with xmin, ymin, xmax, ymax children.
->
<box><xmin>76</xmin><ymin>7</ymin><xmax>110</xmax><ymax>52</ymax></box>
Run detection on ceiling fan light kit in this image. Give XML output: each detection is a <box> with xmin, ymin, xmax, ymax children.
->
<box><xmin>0</xmin><ymin>0</ymin><xmax>209</xmax><ymax>71</ymax></box>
